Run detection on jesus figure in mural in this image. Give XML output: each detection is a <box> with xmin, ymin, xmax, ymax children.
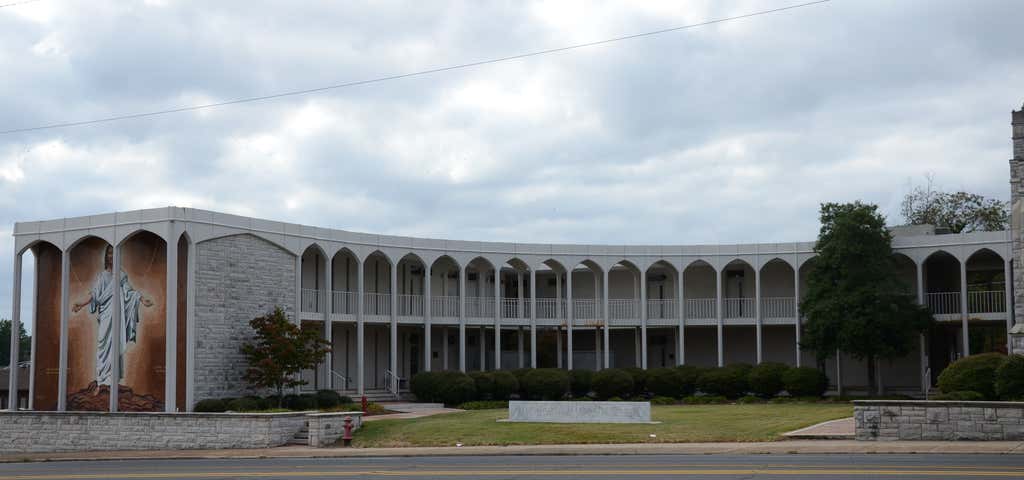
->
<box><xmin>72</xmin><ymin>245</ymin><xmax>154</xmax><ymax>385</ymax></box>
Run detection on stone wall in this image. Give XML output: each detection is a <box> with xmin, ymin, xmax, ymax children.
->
<box><xmin>0</xmin><ymin>411</ymin><xmax>308</xmax><ymax>453</ymax></box>
<box><xmin>855</xmin><ymin>400</ymin><xmax>1024</xmax><ymax>441</ymax></box>
<box><xmin>194</xmin><ymin>234</ymin><xmax>297</xmax><ymax>404</ymax></box>
<box><xmin>307</xmin><ymin>412</ymin><xmax>363</xmax><ymax>447</ymax></box>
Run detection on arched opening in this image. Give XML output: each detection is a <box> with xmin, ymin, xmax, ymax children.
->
<box><xmin>722</xmin><ymin>259</ymin><xmax>756</xmax><ymax>366</ymax></box>
<box><xmin>499</xmin><ymin>258</ymin><xmax>532</xmax><ymax>370</ymax></box>
<box><xmin>363</xmin><ymin>251</ymin><xmax>393</xmax><ymax>316</ymax></box>
<box><xmin>964</xmin><ymin>248</ymin><xmax>1008</xmax><ymax>355</ymax></box>
<box><xmin>330</xmin><ymin>248</ymin><xmax>359</xmax><ymax>315</ymax></box>
<box><xmin>759</xmin><ymin>258</ymin><xmax>797</xmax><ymax>365</ymax></box>
<box><xmin>428</xmin><ymin>255</ymin><xmax>461</xmax><ymax>371</ymax></box>
<box><xmin>465</xmin><ymin>257</ymin><xmax>495</xmax><ymax>371</ymax></box>
<box><xmin>14</xmin><ymin>241</ymin><xmax>60</xmax><ymax>411</ymax></box>
<box><xmin>396</xmin><ymin>254</ymin><xmax>426</xmax><ymax>317</ymax></box>
<box><xmin>534</xmin><ymin>259</ymin><xmax>566</xmax><ymax>369</ymax></box>
<box><xmin>299</xmin><ymin>244</ymin><xmax>328</xmax><ymax>314</ymax></box>
<box><xmin>563</xmin><ymin>260</ymin><xmax>603</xmax><ymax>370</ymax></box>
<box><xmin>645</xmin><ymin>260</ymin><xmax>678</xmax><ymax>369</ymax></box>
<box><xmin>922</xmin><ymin>250</ymin><xmax>962</xmax><ymax>379</ymax></box>
<box><xmin>607</xmin><ymin>260</ymin><xmax>641</xmax><ymax>368</ymax></box>
<box><xmin>682</xmin><ymin>259</ymin><xmax>717</xmax><ymax>367</ymax></box>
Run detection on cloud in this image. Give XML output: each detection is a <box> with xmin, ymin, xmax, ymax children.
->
<box><xmin>0</xmin><ymin>0</ymin><xmax>1022</xmax><ymax>331</ymax></box>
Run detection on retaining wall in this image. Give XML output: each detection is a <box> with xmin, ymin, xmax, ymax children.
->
<box><xmin>854</xmin><ymin>400</ymin><xmax>1024</xmax><ymax>441</ymax></box>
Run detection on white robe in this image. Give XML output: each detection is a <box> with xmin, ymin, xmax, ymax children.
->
<box><xmin>90</xmin><ymin>269</ymin><xmax>142</xmax><ymax>385</ymax></box>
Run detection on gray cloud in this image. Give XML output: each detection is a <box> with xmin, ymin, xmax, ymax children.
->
<box><xmin>1</xmin><ymin>0</ymin><xmax>1022</xmax><ymax>331</ymax></box>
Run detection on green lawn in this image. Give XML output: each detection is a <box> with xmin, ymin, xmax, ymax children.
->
<box><xmin>351</xmin><ymin>403</ymin><xmax>852</xmax><ymax>447</ymax></box>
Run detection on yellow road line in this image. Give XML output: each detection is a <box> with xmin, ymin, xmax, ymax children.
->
<box><xmin>3</xmin><ymin>468</ymin><xmax>1024</xmax><ymax>479</ymax></box>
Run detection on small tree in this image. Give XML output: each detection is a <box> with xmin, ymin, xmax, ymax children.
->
<box><xmin>240</xmin><ymin>307</ymin><xmax>330</xmax><ymax>407</ymax></box>
<box><xmin>800</xmin><ymin>202</ymin><xmax>933</xmax><ymax>395</ymax></box>
<box><xmin>0</xmin><ymin>319</ymin><xmax>31</xmax><ymax>367</ymax></box>
<box><xmin>901</xmin><ymin>176</ymin><xmax>1008</xmax><ymax>233</ymax></box>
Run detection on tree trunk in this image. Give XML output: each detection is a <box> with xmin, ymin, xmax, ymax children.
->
<box><xmin>277</xmin><ymin>386</ymin><xmax>284</xmax><ymax>408</ymax></box>
<box><xmin>866</xmin><ymin>355</ymin><xmax>877</xmax><ymax>398</ymax></box>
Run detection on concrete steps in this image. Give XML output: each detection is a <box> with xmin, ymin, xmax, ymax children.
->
<box><xmin>287</xmin><ymin>421</ymin><xmax>309</xmax><ymax>446</ymax></box>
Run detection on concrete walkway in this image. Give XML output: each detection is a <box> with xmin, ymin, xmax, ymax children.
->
<box><xmin>3</xmin><ymin>440</ymin><xmax>1024</xmax><ymax>463</ymax></box>
<box><xmin>365</xmin><ymin>403</ymin><xmax>461</xmax><ymax>422</ymax></box>
<box><xmin>783</xmin><ymin>417</ymin><xmax>855</xmax><ymax>439</ymax></box>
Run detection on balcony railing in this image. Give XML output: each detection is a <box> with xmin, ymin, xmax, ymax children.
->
<box><xmin>431</xmin><ymin>296</ymin><xmax>460</xmax><ymax>318</ymax></box>
<box><xmin>502</xmin><ymin>298</ymin><xmax>523</xmax><ymax>319</ymax></box>
<box><xmin>466</xmin><ymin>296</ymin><xmax>496</xmax><ymax>318</ymax></box>
<box><xmin>685</xmin><ymin>298</ymin><xmax>715</xmax><ymax>319</ymax></box>
<box><xmin>535</xmin><ymin>298</ymin><xmax>561</xmax><ymax>319</ymax></box>
<box><xmin>573</xmin><ymin>299</ymin><xmax>600</xmax><ymax>320</ymax></box>
<box><xmin>609</xmin><ymin>299</ymin><xmax>638</xmax><ymax>319</ymax></box>
<box><xmin>397</xmin><ymin>294</ymin><xmax>424</xmax><ymax>316</ymax></box>
<box><xmin>364</xmin><ymin>292</ymin><xmax>390</xmax><ymax>316</ymax></box>
<box><xmin>646</xmin><ymin>299</ymin><xmax>677</xmax><ymax>319</ymax></box>
<box><xmin>723</xmin><ymin>297</ymin><xmax>755</xmax><ymax>318</ymax></box>
<box><xmin>761</xmin><ymin>297</ymin><xmax>796</xmax><ymax>318</ymax></box>
<box><xmin>333</xmin><ymin>291</ymin><xmax>357</xmax><ymax>314</ymax></box>
<box><xmin>968</xmin><ymin>290</ymin><xmax>1006</xmax><ymax>314</ymax></box>
<box><xmin>301</xmin><ymin>288</ymin><xmax>320</xmax><ymax>313</ymax></box>
<box><xmin>927</xmin><ymin>292</ymin><xmax>961</xmax><ymax>315</ymax></box>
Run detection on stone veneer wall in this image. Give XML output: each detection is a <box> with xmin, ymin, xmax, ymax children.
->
<box><xmin>0</xmin><ymin>411</ymin><xmax>307</xmax><ymax>453</ymax></box>
<box><xmin>194</xmin><ymin>234</ymin><xmax>297</xmax><ymax>404</ymax></box>
<box><xmin>855</xmin><ymin>400</ymin><xmax>1024</xmax><ymax>441</ymax></box>
<box><xmin>1010</xmin><ymin>106</ymin><xmax>1023</xmax><ymax>334</ymax></box>
<box><xmin>307</xmin><ymin>412</ymin><xmax>364</xmax><ymax>447</ymax></box>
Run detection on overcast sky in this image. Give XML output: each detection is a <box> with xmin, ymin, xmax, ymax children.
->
<box><xmin>1</xmin><ymin>0</ymin><xmax>1022</xmax><ymax>332</ymax></box>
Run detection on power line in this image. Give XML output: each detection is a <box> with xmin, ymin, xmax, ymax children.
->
<box><xmin>1</xmin><ymin>0</ymin><xmax>830</xmax><ymax>135</ymax></box>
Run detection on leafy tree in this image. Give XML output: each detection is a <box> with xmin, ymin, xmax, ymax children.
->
<box><xmin>901</xmin><ymin>176</ymin><xmax>1008</xmax><ymax>233</ymax></box>
<box><xmin>0</xmin><ymin>319</ymin><xmax>31</xmax><ymax>367</ymax></box>
<box><xmin>800</xmin><ymin>202</ymin><xmax>933</xmax><ymax>395</ymax></box>
<box><xmin>239</xmin><ymin>307</ymin><xmax>330</xmax><ymax>407</ymax></box>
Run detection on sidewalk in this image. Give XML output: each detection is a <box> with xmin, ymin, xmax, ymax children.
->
<box><xmin>782</xmin><ymin>417</ymin><xmax>855</xmax><ymax>440</ymax></box>
<box><xmin>3</xmin><ymin>440</ymin><xmax>1023</xmax><ymax>463</ymax></box>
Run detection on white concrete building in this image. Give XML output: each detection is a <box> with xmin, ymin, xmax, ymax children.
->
<box><xmin>6</xmin><ymin>104</ymin><xmax>1023</xmax><ymax>411</ymax></box>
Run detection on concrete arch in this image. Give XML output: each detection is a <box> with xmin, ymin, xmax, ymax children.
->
<box><xmin>646</xmin><ymin>259</ymin><xmax>678</xmax><ymax>275</ymax></box>
<box><xmin>721</xmin><ymin>257</ymin><xmax>754</xmax><ymax>272</ymax></box>
<box><xmin>966</xmin><ymin>246</ymin><xmax>1006</xmax><ymax>264</ymax></box>
<box><xmin>362</xmin><ymin>249</ymin><xmax>394</xmax><ymax>267</ymax></box>
<box><xmin>20</xmin><ymin>238</ymin><xmax>67</xmax><ymax>256</ymax></box>
<box><xmin>501</xmin><ymin>257</ymin><xmax>532</xmax><ymax>272</ymax></box>
<box><xmin>465</xmin><ymin>256</ymin><xmax>495</xmax><ymax>271</ymax></box>
<box><xmin>682</xmin><ymin>257</ymin><xmax>718</xmax><ymax>272</ymax></box>
<box><xmin>195</xmin><ymin>232</ymin><xmax>294</xmax><ymax>256</ymax></box>
<box><xmin>116</xmin><ymin>227</ymin><xmax>168</xmax><ymax>248</ymax></box>
<box><xmin>397</xmin><ymin>252</ymin><xmax>427</xmax><ymax>268</ymax></box>
<box><xmin>430</xmin><ymin>254</ymin><xmax>462</xmax><ymax>271</ymax></box>
<box><xmin>299</xmin><ymin>242</ymin><xmax>329</xmax><ymax>259</ymax></box>
<box><xmin>578</xmin><ymin>259</ymin><xmax>605</xmax><ymax>276</ymax></box>
<box><xmin>758</xmin><ymin>257</ymin><xmax>795</xmax><ymax>274</ymax></box>
<box><xmin>923</xmin><ymin>248</ymin><xmax>960</xmax><ymax>265</ymax></box>
<box><xmin>535</xmin><ymin>258</ymin><xmax>566</xmax><ymax>273</ymax></box>
<box><xmin>331</xmin><ymin>246</ymin><xmax>359</xmax><ymax>264</ymax></box>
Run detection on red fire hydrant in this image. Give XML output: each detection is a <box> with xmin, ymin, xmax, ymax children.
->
<box><xmin>361</xmin><ymin>395</ymin><xmax>368</xmax><ymax>415</ymax></box>
<box><xmin>342</xmin><ymin>416</ymin><xmax>354</xmax><ymax>447</ymax></box>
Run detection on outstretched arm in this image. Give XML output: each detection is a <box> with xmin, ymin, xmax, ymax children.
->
<box><xmin>71</xmin><ymin>294</ymin><xmax>93</xmax><ymax>313</ymax></box>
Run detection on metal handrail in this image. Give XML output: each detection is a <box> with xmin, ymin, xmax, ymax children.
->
<box><xmin>384</xmin><ymin>369</ymin><xmax>402</xmax><ymax>399</ymax></box>
<box><xmin>330</xmin><ymin>370</ymin><xmax>350</xmax><ymax>390</ymax></box>
<box><xmin>301</xmin><ymin>288</ymin><xmax>320</xmax><ymax>313</ymax></box>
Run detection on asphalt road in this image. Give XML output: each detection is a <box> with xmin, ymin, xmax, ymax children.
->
<box><xmin>0</xmin><ymin>454</ymin><xmax>1022</xmax><ymax>479</ymax></box>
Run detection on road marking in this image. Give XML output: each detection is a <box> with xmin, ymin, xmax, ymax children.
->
<box><xmin>2</xmin><ymin>467</ymin><xmax>1024</xmax><ymax>479</ymax></box>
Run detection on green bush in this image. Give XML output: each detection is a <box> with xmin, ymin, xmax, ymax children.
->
<box><xmin>674</xmin><ymin>365</ymin><xmax>703</xmax><ymax>397</ymax></box>
<box><xmin>569</xmin><ymin>369</ymin><xmax>594</xmax><ymax>397</ymax></box>
<box><xmin>650</xmin><ymin>396</ymin><xmax>677</xmax><ymax>405</ymax></box>
<box><xmin>607</xmin><ymin>396</ymin><xmax>623</xmax><ymax>402</ymax></box>
<box><xmin>592</xmin><ymin>368</ymin><xmax>634</xmax><ymax>400</ymax></box>
<box><xmin>458</xmin><ymin>400</ymin><xmax>509</xmax><ymax>410</ymax></box>
<box><xmin>509</xmin><ymin>369</ymin><xmax>532</xmax><ymax>397</ymax></box>
<box><xmin>932</xmin><ymin>390</ymin><xmax>986</xmax><ymax>401</ymax></box>
<box><xmin>315</xmin><ymin>390</ymin><xmax>343</xmax><ymax>409</ymax></box>
<box><xmin>225</xmin><ymin>397</ymin><xmax>261</xmax><ymax>412</ymax></box>
<box><xmin>338</xmin><ymin>395</ymin><xmax>354</xmax><ymax>404</ymax></box>
<box><xmin>288</xmin><ymin>394</ymin><xmax>318</xmax><ymax>411</ymax></box>
<box><xmin>782</xmin><ymin>367</ymin><xmax>828</xmax><ymax>397</ymax></box>
<box><xmin>737</xmin><ymin>394</ymin><xmax>765</xmax><ymax>404</ymax></box>
<box><xmin>281</xmin><ymin>394</ymin><xmax>299</xmax><ymax>410</ymax></box>
<box><xmin>490</xmin><ymin>371</ymin><xmax>520</xmax><ymax>401</ymax></box>
<box><xmin>682</xmin><ymin>395</ymin><xmax>728</xmax><ymax>404</ymax></box>
<box><xmin>937</xmin><ymin>352</ymin><xmax>1006</xmax><ymax>400</ymax></box>
<box><xmin>411</xmin><ymin>371</ymin><xmax>441</xmax><ymax>402</ymax></box>
<box><xmin>995</xmin><ymin>355</ymin><xmax>1024</xmax><ymax>400</ymax></box>
<box><xmin>696</xmin><ymin>367</ymin><xmax>748</xmax><ymax>398</ymax></box>
<box><xmin>193</xmin><ymin>399</ymin><xmax>227</xmax><ymax>412</ymax></box>
<box><xmin>470</xmin><ymin>371</ymin><xmax>496</xmax><ymax>400</ymax></box>
<box><xmin>645</xmin><ymin>367</ymin><xmax>684</xmax><ymax>398</ymax></box>
<box><xmin>623</xmin><ymin>367</ymin><xmax>648</xmax><ymax>396</ymax></box>
<box><xmin>412</xmin><ymin>371</ymin><xmax>479</xmax><ymax>405</ymax></box>
<box><xmin>522</xmin><ymin>368</ymin><xmax>570</xmax><ymax>400</ymax></box>
<box><xmin>748</xmin><ymin>362</ymin><xmax>790</xmax><ymax>398</ymax></box>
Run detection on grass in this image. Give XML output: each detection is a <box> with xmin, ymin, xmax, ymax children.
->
<box><xmin>350</xmin><ymin>403</ymin><xmax>852</xmax><ymax>447</ymax></box>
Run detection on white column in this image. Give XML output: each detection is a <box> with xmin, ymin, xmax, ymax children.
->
<box><xmin>960</xmin><ymin>260</ymin><xmax>969</xmax><ymax>357</ymax></box>
<box><xmin>517</xmin><ymin>272</ymin><xmax>524</xmax><ymax>322</ymax></box>
<box><xmin>442</xmin><ymin>326</ymin><xmax>449</xmax><ymax>371</ymax></box>
<box><xmin>7</xmin><ymin>252</ymin><xmax>22</xmax><ymax>411</ymax></box>
<box><xmin>390</xmin><ymin>261</ymin><xmax>398</xmax><ymax>385</ymax></box>
<box><xmin>479</xmin><ymin>325</ymin><xmax>486</xmax><ymax>371</ymax></box>
<box><xmin>356</xmin><ymin>260</ymin><xmax>365</xmax><ymax>395</ymax></box>
<box><xmin>165</xmin><ymin>229</ymin><xmax>179</xmax><ymax>411</ymax></box>
<box><xmin>185</xmin><ymin>241</ymin><xmax>196</xmax><ymax>411</ymax></box>
<box><xmin>458</xmin><ymin>266</ymin><xmax>466</xmax><ymax>372</ymax></box>
<box><xmin>677</xmin><ymin>265</ymin><xmax>685</xmax><ymax>366</ymax></box>
<box><xmin>424</xmin><ymin>263</ymin><xmax>432</xmax><ymax>372</ymax></box>
<box><xmin>293</xmin><ymin>255</ymin><xmax>302</xmax><ymax>395</ymax></box>
<box><xmin>566</xmin><ymin>269</ymin><xmax>574</xmax><ymax>370</ymax></box>
<box><xmin>1005</xmin><ymin>259</ymin><xmax>1013</xmax><ymax>353</ymax></box>
<box><xmin>517</xmin><ymin>327</ymin><xmax>524</xmax><ymax>368</ymax></box>
<box><xmin>716</xmin><ymin>267</ymin><xmax>724</xmax><ymax>367</ymax></box>
<box><xmin>639</xmin><ymin>268</ymin><xmax>647</xmax><ymax>369</ymax></box>
<box><xmin>494</xmin><ymin>268</ymin><xmax>501</xmax><ymax>370</ymax></box>
<box><xmin>57</xmin><ymin>252</ymin><xmax>69</xmax><ymax>411</ymax></box>
<box><xmin>556</xmin><ymin>272</ymin><xmax>562</xmax><ymax>369</ymax></box>
<box><xmin>755</xmin><ymin>264</ymin><xmax>762</xmax><ymax>364</ymax></box>
<box><xmin>556</xmin><ymin>325</ymin><xmax>563</xmax><ymax>369</ymax></box>
<box><xmin>530</xmin><ymin>268</ymin><xmax>537</xmax><ymax>368</ymax></box>
<box><xmin>602</xmin><ymin>268</ymin><xmax>610</xmax><ymax>369</ymax></box>
<box><xmin>594</xmin><ymin>326</ymin><xmax>601</xmax><ymax>370</ymax></box>
<box><xmin>794</xmin><ymin>266</ymin><xmax>801</xmax><ymax>367</ymax></box>
<box><xmin>322</xmin><ymin>254</ymin><xmax>332</xmax><ymax>390</ymax></box>
<box><xmin>917</xmin><ymin>261</ymin><xmax>927</xmax><ymax>394</ymax></box>
<box><xmin>110</xmin><ymin>244</ymin><xmax>123</xmax><ymax>412</ymax></box>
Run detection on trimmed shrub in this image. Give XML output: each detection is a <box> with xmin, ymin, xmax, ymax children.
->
<box><xmin>490</xmin><ymin>371</ymin><xmax>519</xmax><ymax>401</ymax></box>
<box><xmin>281</xmin><ymin>394</ymin><xmax>299</xmax><ymax>410</ymax></box>
<box><xmin>623</xmin><ymin>367</ymin><xmax>648</xmax><ymax>396</ymax></box>
<box><xmin>193</xmin><ymin>399</ymin><xmax>227</xmax><ymax>412</ymax></box>
<box><xmin>933</xmin><ymin>391</ymin><xmax>986</xmax><ymax>401</ymax></box>
<box><xmin>226</xmin><ymin>396</ymin><xmax>261</xmax><ymax>412</ymax></box>
<box><xmin>592</xmin><ymin>368</ymin><xmax>635</xmax><ymax>400</ymax></box>
<box><xmin>522</xmin><ymin>368</ymin><xmax>570</xmax><ymax>400</ymax></box>
<box><xmin>607</xmin><ymin>396</ymin><xmax>624</xmax><ymax>402</ymax></box>
<box><xmin>682</xmin><ymin>395</ymin><xmax>728</xmax><ymax>404</ymax></box>
<box><xmin>569</xmin><ymin>369</ymin><xmax>594</xmax><ymax>397</ymax></box>
<box><xmin>470</xmin><ymin>371</ymin><xmax>496</xmax><ymax>400</ymax></box>
<box><xmin>646</xmin><ymin>367</ymin><xmax>685</xmax><ymax>398</ymax></box>
<box><xmin>995</xmin><ymin>355</ymin><xmax>1024</xmax><ymax>400</ymax></box>
<box><xmin>315</xmin><ymin>390</ymin><xmax>343</xmax><ymax>409</ymax></box>
<box><xmin>338</xmin><ymin>395</ymin><xmax>353</xmax><ymax>404</ymax></box>
<box><xmin>748</xmin><ymin>362</ymin><xmax>790</xmax><ymax>398</ymax></box>
<box><xmin>411</xmin><ymin>371</ymin><xmax>478</xmax><ymax>405</ymax></box>
<box><xmin>650</xmin><ymin>396</ymin><xmax>676</xmax><ymax>405</ymax></box>
<box><xmin>674</xmin><ymin>365</ymin><xmax>703</xmax><ymax>397</ymax></box>
<box><xmin>459</xmin><ymin>400</ymin><xmax>509</xmax><ymax>410</ymax></box>
<box><xmin>510</xmin><ymin>369</ymin><xmax>532</xmax><ymax>397</ymax></box>
<box><xmin>782</xmin><ymin>367</ymin><xmax>828</xmax><ymax>397</ymax></box>
<box><xmin>696</xmin><ymin>367</ymin><xmax>748</xmax><ymax>398</ymax></box>
<box><xmin>937</xmin><ymin>352</ymin><xmax>1006</xmax><ymax>400</ymax></box>
<box><xmin>288</xmin><ymin>394</ymin><xmax>317</xmax><ymax>411</ymax></box>
<box><xmin>411</xmin><ymin>371</ymin><xmax>441</xmax><ymax>402</ymax></box>
<box><xmin>737</xmin><ymin>394</ymin><xmax>765</xmax><ymax>404</ymax></box>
